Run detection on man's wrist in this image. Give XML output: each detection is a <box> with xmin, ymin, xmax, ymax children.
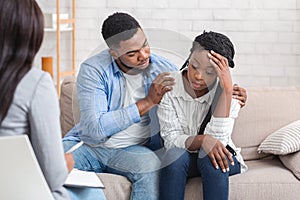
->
<box><xmin>136</xmin><ymin>98</ymin><xmax>154</xmax><ymax>116</ymax></box>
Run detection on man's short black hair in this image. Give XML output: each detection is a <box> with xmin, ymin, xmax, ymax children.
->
<box><xmin>191</xmin><ymin>31</ymin><xmax>235</xmax><ymax>68</ymax></box>
<box><xmin>101</xmin><ymin>12</ymin><xmax>141</xmax><ymax>48</ymax></box>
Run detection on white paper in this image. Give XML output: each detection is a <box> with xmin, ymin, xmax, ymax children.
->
<box><xmin>64</xmin><ymin>169</ymin><xmax>105</xmax><ymax>188</ymax></box>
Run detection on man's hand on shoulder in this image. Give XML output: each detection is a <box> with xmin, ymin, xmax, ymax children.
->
<box><xmin>136</xmin><ymin>72</ymin><xmax>175</xmax><ymax>116</ymax></box>
<box><xmin>232</xmin><ymin>84</ymin><xmax>247</xmax><ymax>108</ymax></box>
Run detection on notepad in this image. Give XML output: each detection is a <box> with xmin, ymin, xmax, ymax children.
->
<box><xmin>65</xmin><ymin>169</ymin><xmax>105</xmax><ymax>188</ymax></box>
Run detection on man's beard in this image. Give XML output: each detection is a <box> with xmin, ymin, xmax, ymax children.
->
<box><xmin>118</xmin><ymin>58</ymin><xmax>135</xmax><ymax>70</ymax></box>
<box><xmin>117</xmin><ymin>58</ymin><xmax>147</xmax><ymax>75</ymax></box>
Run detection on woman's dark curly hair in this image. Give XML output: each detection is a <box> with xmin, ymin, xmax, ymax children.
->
<box><xmin>101</xmin><ymin>12</ymin><xmax>141</xmax><ymax>48</ymax></box>
<box><xmin>190</xmin><ymin>31</ymin><xmax>235</xmax><ymax>68</ymax></box>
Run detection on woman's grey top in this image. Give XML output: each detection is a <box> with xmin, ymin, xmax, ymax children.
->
<box><xmin>0</xmin><ymin>67</ymin><xmax>69</xmax><ymax>200</ymax></box>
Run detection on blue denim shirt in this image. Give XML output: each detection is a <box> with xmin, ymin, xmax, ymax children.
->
<box><xmin>64</xmin><ymin>49</ymin><xmax>178</xmax><ymax>146</ymax></box>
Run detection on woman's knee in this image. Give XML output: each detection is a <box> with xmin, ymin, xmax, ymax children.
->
<box><xmin>161</xmin><ymin>147</ymin><xmax>190</xmax><ymax>171</ymax></box>
<box><xmin>197</xmin><ymin>154</ymin><xmax>229</xmax><ymax>180</ymax></box>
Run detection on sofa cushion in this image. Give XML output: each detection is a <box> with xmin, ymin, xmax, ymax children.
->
<box><xmin>97</xmin><ymin>173</ymin><xmax>131</xmax><ymax>200</ymax></box>
<box><xmin>229</xmin><ymin>158</ymin><xmax>300</xmax><ymax>200</ymax></box>
<box><xmin>279</xmin><ymin>150</ymin><xmax>300</xmax><ymax>180</ymax></box>
<box><xmin>232</xmin><ymin>86</ymin><xmax>300</xmax><ymax>160</ymax></box>
<box><xmin>184</xmin><ymin>157</ymin><xmax>300</xmax><ymax>200</ymax></box>
<box><xmin>258</xmin><ymin>120</ymin><xmax>300</xmax><ymax>155</ymax></box>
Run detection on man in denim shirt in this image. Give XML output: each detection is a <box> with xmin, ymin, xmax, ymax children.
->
<box><xmin>63</xmin><ymin>12</ymin><xmax>247</xmax><ymax>200</ymax></box>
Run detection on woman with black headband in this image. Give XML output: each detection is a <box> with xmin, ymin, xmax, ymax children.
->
<box><xmin>158</xmin><ymin>31</ymin><xmax>248</xmax><ymax>200</ymax></box>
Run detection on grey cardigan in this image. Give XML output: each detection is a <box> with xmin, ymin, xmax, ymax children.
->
<box><xmin>0</xmin><ymin>67</ymin><xmax>69</xmax><ymax>200</ymax></box>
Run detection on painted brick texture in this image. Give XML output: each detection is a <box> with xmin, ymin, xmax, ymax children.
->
<box><xmin>36</xmin><ymin>0</ymin><xmax>300</xmax><ymax>87</ymax></box>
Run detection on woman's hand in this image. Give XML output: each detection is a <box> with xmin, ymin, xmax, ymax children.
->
<box><xmin>64</xmin><ymin>153</ymin><xmax>74</xmax><ymax>173</ymax></box>
<box><xmin>208</xmin><ymin>50</ymin><xmax>232</xmax><ymax>93</ymax></box>
<box><xmin>201</xmin><ymin>135</ymin><xmax>234</xmax><ymax>173</ymax></box>
<box><xmin>208</xmin><ymin>50</ymin><xmax>233</xmax><ymax>117</ymax></box>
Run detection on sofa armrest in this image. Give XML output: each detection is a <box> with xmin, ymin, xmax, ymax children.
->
<box><xmin>60</xmin><ymin>76</ymin><xmax>79</xmax><ymax>137</ymax></box>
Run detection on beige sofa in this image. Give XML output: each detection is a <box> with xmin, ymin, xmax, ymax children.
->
<box><xmin>60</xmin><ymin>76</ymin><xmax>300</xmax><ymax>200</ymax></box>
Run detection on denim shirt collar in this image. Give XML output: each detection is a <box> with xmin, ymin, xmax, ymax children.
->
<box><xmin>111</xmin><ymin>56</ymin><xmax>123</xmax><ymax>75</ymax></box>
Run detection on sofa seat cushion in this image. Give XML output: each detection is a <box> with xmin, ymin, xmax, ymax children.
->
<box><xmin>97</xmin><ymin>173</ymin><xmax>131</xmax><ymax>200</ymax></box>
<box><xmin>184</xmin><ymin>157</ymin><xmax>300</xmax><ymax>200</ymax></box>
<box><xmin>231</xmin><ymin>157</ymin><xmax>300</xmax><ymax>200</ymax></box>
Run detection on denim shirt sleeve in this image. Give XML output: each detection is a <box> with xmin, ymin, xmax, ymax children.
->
<box><xmin>76</xmin><ymin>61</ymin><xmax>141</xmax><ymax>145</ymax></box>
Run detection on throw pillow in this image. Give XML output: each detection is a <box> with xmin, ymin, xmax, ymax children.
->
<box><xmin>257</xmin><ymin>120</ymin><xmax>300</xmax><ymax>155</ymax></box>
<box><xmin>279</xmin><ymin>151</ymin><xmax>300</xmax><ymax>180</ymax></box>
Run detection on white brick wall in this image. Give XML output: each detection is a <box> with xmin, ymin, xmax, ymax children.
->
<box><xmin>199</xmin><ymin>0</ymin><xmax>231</xmax><ymax>9</ymax></box>
<box><xmin>107</xmin><ymin>0</ymin><xmax>137</xmax><ymax>9</ymax></box>
<box><xmin>36</xmin><ymin>0</ymin><xmax>300</xmax><ymax>87</ymax></box>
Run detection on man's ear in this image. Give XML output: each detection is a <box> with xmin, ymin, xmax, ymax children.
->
<box><xmin>109</xmin><ymin>49</ymin><xmax>118</xmax><ymax>60</ymax></box>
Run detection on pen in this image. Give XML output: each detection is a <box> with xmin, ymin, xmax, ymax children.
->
<box><xmin>66</xmin><ymin>141</ymin><xmax>84</xmax><ymax>154</ymax></box>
